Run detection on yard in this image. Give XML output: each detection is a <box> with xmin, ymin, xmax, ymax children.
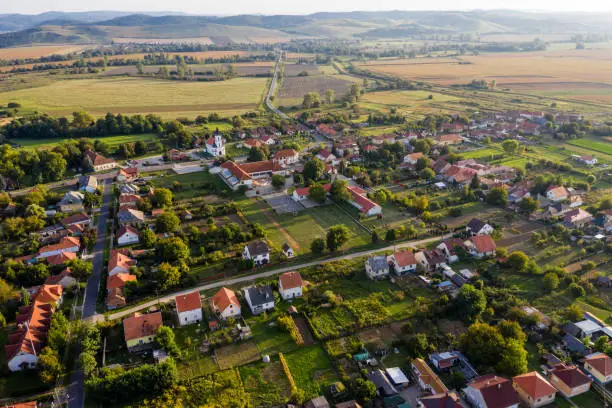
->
<box><xmin>283</xmin><ymin>344</ymin><xmax>340</xmax><ymax>400</ymax></box>
<box><xmin>150</xmin><ymin>170</ymin><xmax>230</xmax><ymax>201</ymax></box>
<box><xmin>239</xmin><ymin>360</ymin><xmax>293</xmax><ymax>407</ymax></box>
<box><xmin>216</xmin><ymin>340</ymin><xmax>261</xmax><ymax>370</ymax></box>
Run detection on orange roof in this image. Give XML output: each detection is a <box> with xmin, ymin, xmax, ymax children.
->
<box><xmin>120</xmin><ymin>167</ymin><xmax>138</xmax><ymax>177</ymax></box>
<box><xmin>119</xmin><ymin>194</ymin><xmax>141</xmax><ymax>204</ymax></box>
<box><xmin>348</xmin><ymin>187</ymin><xmax>379</xmax><ymax>213</ymax></box>
<box><xmin>37</xmin><ymin>236</ymin><xmax>80</xmax><ymax>257</ymax></box>
<box><xmin>440</xmin><ymin>134</ymin><xmax>462</xmax><ymax>143</ymax></box>
<box><xmin>6</xmin><ymin>401</ymin><xmax>37</xmax><ymax>408</ymax></box>
<box><xmin>123</xmin><ymin>312</ymin><xmax>163</xmax><ymax>342</ymax></box>
<box><xmin>6</xmin><ymin>300</ymin><xmax>54</xmax><ymax>362</ymax></box>
<box><xmin>513</xmin><ymin>372</ymin><xmax>556</xmax><ymax>400</ymax></box>
<box><xmin>469</xmin><ymin>235</ymin><xmax>496</xmax><ymax>254</ymax></box>
<box><xmin>106</xmin><ymin>287</ymin><xmax>127</xmax><ymax>308</ymax></box>
<box><xmin>107</xmin><ymin>274</ymin><xmax>137</xmax><ymax>291</ymax></box>
<box><xmin>244</xmin><ymin>138</ymin><xmax>263</xmax><ymax>148</ymax></box>
<box><xmin>108</xmin><ymin>250</ymin><xmax>136</xmax><ymax>273</ymax></box>
<box><xmin>33</xmin><ymin>285</ymin><xmax>63</xmax><ymax>304</ymax></box>
<box><xmin>279</xmin><ymin>271</ymin><xmax>303</xmax><ymax>290</ymax></box>
<box><xmin>118</xmin><ymin>225</ymin><xmax>140</xmax><ymax>238</ymax></box>
<box><xmin>406</xmin><ymin>152</ymin><xmax>424</xmax><ymax>161</ymax></box>
<box><xmin>212</xmin><ymin>287</ymin><xmax>239</xmax><ymax>312</ymax></box>
<box><xmin>551</xmin><ymin>365</ymin><xmax>592</xmax><ymax>388</ymax></box>
<box><xmin>85</xmin><ymin>150</ymin><xmax>115</xmax><ymax>166</ymax></box>
<box><xmin>46</xmin><ymin>251</ymin><xmax>77</xmax><ymax>266</ymax></box>
<box><xmin>45</xmin><ymin>268</ymin><xmax>73</xmax><ymax>285</ymax></box>
<box><xmin>412</xmin><ymin>358</ymin><xmax>448</xmax><ymax>394</ymax></box>
<box><xmin>585</xmin><ymin>353</ymin><xmax>612</xmax><ymax>377</ymax></box>
<box><xmin>294</xmin><ymin>183</ymin><xmax>331</xmax><ymax>197</ymax></box>
<box><xmin>175</xmin><ymin>291</ymin><xmax>202</xmax><ymax>313</ymax></box>
<box><xmin>239</xmin><ymin>160</ymin><xmax>284</xmax><ymax>175</ymax></box>
<box><xmin>274</xmin><ymin>149</ymin><xmax>298</xmax><ymax>159</ymax></box>
<box><xmin>393</xmin><ymin>250</ymin><xmax>417</xmax><ymax>267</ymax></box>
<box><xmin>221</xmin><ymin>161</ymin><xmax>251</xmax><ymax>181</ymax></box>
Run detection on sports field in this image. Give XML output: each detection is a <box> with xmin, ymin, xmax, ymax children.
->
<box><xmin>0</xmin><ymin>76</ymin><xmax>267</xmax><ymax>118</ymax></box>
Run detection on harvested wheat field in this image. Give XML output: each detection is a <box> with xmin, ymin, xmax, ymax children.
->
<box><xmin>0</xmin><ymin>45</ymin><xmax>91</xmax><ymax>60</ymax></box>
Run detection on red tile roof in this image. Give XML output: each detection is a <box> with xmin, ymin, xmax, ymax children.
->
<box><xmin>279</xmin><ymin>271</ymin><xmax>303</xmax><ymax>290</ymax></box>
<box><xmin>108</xmin><ymin>250</ymin><xmax>136</xmax><ymax>273</ymax></box>
<box><xmin>294</xmin><ymin>183</ymin><xmax>331</xmax><ymax>198</ymax></box>
<box><xmin>119</xmin><ymin>194</ymin><xmax>141</xmax><ymax>204</ymax></box>
<box><xmin>33</xmin><ymin>284</ymin><xmax>63</xmax><ymax>304</ymax></box>
<box><xmin>175</xmin><ymin>291</ymin><xmax>202</xmax><ymax>313</ymax></box>
<box><xmin>37</xmin><ymin>236</ymin><xmax>80</xmax><ymax>257</ymax></box>
<box><xmin>221</xmin><ymin>161</ymin><xmax>251</xmax><ymax>181</ymax></box>
<box><xmin>347</xmin><ymin>185</ymin><xmax>379</xmax><ymax>213</ymax></box>
<box><xmin>551</xmin><ymin>365</ymin><xmax>592</xmax><ymax>388</ymax></box>
<box><xmin>118</xmin><ymin>225</ymin><xmax>140</xmax><ymax>239</ymax></box>
<box><xmin>106</xmin><ymin>274</ymin><xmax>137</xmax><ymax>291</ymax></box>
<box><xmin>468</xmin><ymin>375</ymin><xmax>519</xmax><ymax>408</ymax></box>
<box><xmin>274</xmin><ymin>149</ymin><xmax>298</xmax><ymax>159</ymax></box>
<box><xmin>46</xmin><ymin>251</ymin><xmax>77</xmax><ymax>266</ymax></box>
<box><xmin>585</xmin><ymin>353</ymin><xmax>612</xmax><ymax>377</ymax></box>
<box><xmin>469</xmin><ymin>235</ymin><xmax>496</xmax><ymax>254</ymax></box>
<box><xmin>45</xmin><ymin>268</ymin><xmax>73</xmax><ymax>285</ymax></box>
<box><xmin>60</xmin><ymin>213</ymin><xmax>90</xmax><ymax>226</ymax></box>
<box><xmin>119</xmin><ymin>167</ymin><xmax>138</xmax><ymax>178</ymax></box>
<box><xmin>393</xmin><ymin>250</ymin><xmax>417</xmax><ymax>267</ymax></box>
<box><xmin>123</xmin><ymin>312</ymin><xmax>163</xmax><ymax>342</ymax></box>
<box><xmin>85</xmin><ymin>150</ymin><xmax>115</xmax><ymax>166</ymax></box>
<box><xmin>513</xmin><ymin>372</ymin><xmax>556</xmax><ymax>400</ymax></box>
<box><xmin>212</xmin><ymin>287</ymin><xmax>239</xmax><ymax>313</ymax></box>
<box><xmin>239</xmin><ymin>160</ymin><xmax>284</xmax><ymax>175</ymax></box>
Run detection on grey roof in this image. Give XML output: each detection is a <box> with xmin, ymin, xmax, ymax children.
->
<box><xmin>563</xmin><ymin>334</ymin><xmax>587</xmax><ymax>354</ymax></box>
<box><xmin>246</xmin><ymin>285</ymin><xmax>274</xmax><ymax>307</ymax></box>
<box><xmin>367</xmin><ymin>256</ymin><xmax>389</xmax><ymax>271</ymax></box>
<box><xmin>78</xmin><ymin>175</ymin><xmax>97</xmax><ymax>188</ymax></box>
<box><xmin>246</xmin><ymin>240</ymin><xmax>270</xmax><ymax>256</ymax></box>
<box><xmin>305</xmin><ymin>396</ymin><xmax>330</xmax><ymax>408</ymax></box>
<box><xmin>59</xmin><ymin>191</ymin><xmax>84</xmax><ymax>205</ymax></box>
<box><xmin>563</xmin><ymin>322</ymin><xmax>581</xmax><ymax>337</ymax></box>
<box><xmin>368</xmin><ymin>370</ymin><xmax>398</xmax><ymax>397</ymax></box>
<box><xmin>117</xmin><ymin>209</ymin><xmax>144</xmax><ymax>222</ymax></box>
<box><xmin>282</xmin><ymin>242</ymin><xmax>292</xmax><ymax>252</ymax></box>
<box><xmin>467</xmin><ymin>218</ymin><xmax>486</xmax><ymax>232</ymax></box>
<box><xmin>451</xmin><ymin>274</ymin><xmax>467</xmax><ymax>288</ymax></box>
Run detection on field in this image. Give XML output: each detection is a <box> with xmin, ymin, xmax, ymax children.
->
<box><xmin>568</xmin><ymin>138</ymin><xmax>612</xmax><ymax>155</ymax></box>
<box><xmin>276</xmin><ymin>74</ymin><xmax>360</xmax><ymax>106</ymax></box>
<box><xmin>150</xmin><ymin>171</ymin><xmax>228</xmax><ymax>201</ymax></box>
<box><xmin>283</xmin><ymin>345</ymin><xmax>340</xmax><ymax>400</ymax></box>
<box><xmin>0</xmin><ymin>45</ymin><xmax>90</xmax><ymax>60</ymax></box>
<box><xmin>216</xmin><ymin>340</ymin><xmax>261</xmax><ymax>370</ymax></box>
<box><xmin>361</xmin><ymin>89</ymin><xmax>471</xmax><ymax>118</ymax></box>
<box><xmin>0</xmin><ymin>76</ymin><xmax>267</xmax><ymax>118</ymax></box>
<box><xmin>239</xmin><ymin>361</ymin><xmax>293</xmax><ymax>407</ymax></box>
<box><xmin>10</xmin><ymin>133</ymin><xmax>157</xmax><ymax>150</ymax></box>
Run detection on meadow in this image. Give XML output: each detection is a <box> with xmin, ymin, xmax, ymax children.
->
<box><xmin>0</xmin><ymin>76</ymin><xmax>268</xmax><ymax>118</ymax></box>
<box><xmin>0</xmin><ymin>44</ymin><xmax>90</xmax><ymax>60</ymax></box>
<box><xmin>10</xmin><ymin>133</ymin><xmax>157</xmax><ymax>150</ymax></box>
<box><xmin>568</xmin><ymin>138</ymin><xmax>612</xmax><ymax>155</ymax></box>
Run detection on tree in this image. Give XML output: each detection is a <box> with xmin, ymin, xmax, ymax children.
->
<box><xmin>497</xmin><ymin>338</ymin><xmax>528</xmax><ymax>376</ymax></box>
<box><xmin>0</xmin><ymin>278</ymin><xmax>14</xmax><ymax>305</ymax></box>
<box><xmin>371</xmin><ymin>230</ymin><xmax>380</xmax><ymax>244</ymax></box>
<box><xmin>156</xmin><ymin>211</ymin><xmax>180</xmax><ymax>233</ymax></box>
<box><xmin>158</xmin><ymin>237</ymin><xmax>189</xmax><ymax>262</ymax></box>
<box><xmin>330</xmin><ymin>180</ymin><xmax>350</xmax><ymax>202</ymax></box>
<box><xmin>569</xmin><ymin>283</ymin><xmax>586</xmax><ymax>298</ymax></box>
<box><xmin>455</xmin><ymin>284</ymin><xmax>486</xmax><ymax>322</ymax></box>
<box><xmin>542</xmin><ymin>272</ymin><xmax>559</xmax><ymax>292</ymax></box>
<box><xmin>38</xmin><ymin>347</ymin><xmax>63</xmax><ymax>384</ymax></box>
<box><xmin>415</xmin><ymin>157</ymin><xmax>430</xmax><ymax>171</ymax></box>
<box><xmin>271</xmin><ymin>174</ymin><xmax>285</xmax><ymax>190</ymax></box>
<box><xmin>460</xmin><ymin>323</ymin><xmax>505</xmax><ymax>368</ymax></box>
<box><xmin>311</xmin><ymin>238</ymin><xmax>325</xmax><ymax>254</ymax></box>
<box><xmin>421</xmin><ymin>168</ymin><xmax>435</xmax><ymax>180</ymax></box>
<box><xmin>352</xmin><ymin>378</ymin><xmax>376</xmax><ymax>403</ymax></box>
<box><xmin>519</xmin><ymin>196</ymin><xmax>539</xmax><ymax>213</ymax></box>
<box><xmin>247</xmin><ymin>146</ymin><xmax>269</xmax><ymax>162</ymax></box>
<box><xmin>25</xmin><ymin>204</ymin><xmax>45</xmax><ymax>218</ymax></box>
<box><xmin>325</xmin><ymin>89</ymin><xmax>335</xmax><ymax>104</ymax></box>
<box><xmin>487</xmin><ymin>187</ymin><xmax>508</xmax><ymax>206</ymax></box>
<box><xmin>157</xmin><ymin>262</ymin><xmax>182</xmax><ymax>290</ymax></box>
<box><xmin>141</xmin><ymin>228</ymin><xmax>157</xmax><ymax>248</ymax></box>
<box><xmin>79</xmin><ymin>352</ymin><xmax>97</xmax><ymax>378</ymax></box>
<box><xmin>587</xmin><ymin>174</ymin><xmax>597</xmax><ymax>185</ymax></box>
<box><xmin>308</xmin><ymin>183</ymin><xmax>326</xmax><ymax>204</ymax></box>
<box><xmin>155</xmin><ymin>326</ymin><xmax>181</xmax><ymax>357</ymax></box>
<box><xmin>507</xmin><ymin>251</ymin><xmax>529</xmax><ymax>272</ymax></box>
<box><xmin>153</xmin><ymin>188</ymin><xmax>173</xmax><ymax>208</ymax></box>
<box><xmin>303</xmin><ymin>158</ymin><xmax>324</xmax><ymax>182</ymax></box>
<box><xmin>501</xmin><ymin>140</ymin><xmax>519</xmax><ymax>155</ymax></box>
<box><xmin>69</xmin><ymin>258</ymin><xmax>93</xmax><ymax>281</ymax></box>
<box><xmin>470</xmin><ymin>175</ymin><xmax>480</xmax><ymax>190</ymax></box>
<box><xmin>326</xmin><ymin>225</ymin><xmax>350</xmax><ymax>252</ymax></box>
<box><xmin>385</xmin><ymin>229</ymin><xmax>397</xmax><ymax>241</ymax></box>
<box><xmin>497</xmin><ymin>320</ymin><xmax>527</xmax><ymax>344</ymax></box>
<box><xmin>406</xmin><ymin>333</ymin><xmax>434</xmax><ymax>358</ymax></box>
<box><xmin>302</xmin><ymin>92</ymin><xmax>321</xmax><ymax>108</ymax></box>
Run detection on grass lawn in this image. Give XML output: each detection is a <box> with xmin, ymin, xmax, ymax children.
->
<box><xmin>239</xmin><ymin>360</ymin><xmax>292</xmax><ymax>407</ymax></box>
<box><xmin>284</xmin><ymin>344</ymin><xmax>340</xmax><ymax>400</ymax></box>
<box><xmin>459</xmin><ymin>147</ymin><xmax>503</xmax><ymax>160</ymax></box>
<box><xmin>11</xmin><ymin>133</ymin><xmax>157</xmax><ymax>151</ymax></box>
<box><xmin>173</xmin><ymin>324</ymin><xmax>219</xmax><ymax>379</ymax></box>
<box><xmin>0</xmin><ymin>76</ymin><xmax>268</xmax><ymax>119</ymax></box>
<box><xmin>570</xmin><ymin>390</ymin><xmax>605</xmax><ymax>407</ymax></box>
<box><xmin>150</xmin><ymin>170</ymin><xmax>229</xmax><ymax>201</ymax></box>
<box><xmin>248</xmin><ymin>311</ymin><xmax>301</xmax><ymax>356</ymax></box>
<box><xmin>569</xmin><ymin>138</ymin><xmax>612</xmax><ymax>156</ymax></box>
<box><xmin>216</xmin><ymin>340</ymin><xmax>261</xmax><ymax>370</ymax></box>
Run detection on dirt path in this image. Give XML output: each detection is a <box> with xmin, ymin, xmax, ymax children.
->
<box><xmin>293</xmin><ymin>316</ymin><xmax>315</xmax><ymax>346</ymax></box>
<box><xmin>253</xmin><ymin>198</ymin><xmax>301</xmax><ymax>249</ymax></box>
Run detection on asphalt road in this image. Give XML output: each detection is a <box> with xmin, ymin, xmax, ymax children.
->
<box><xmin>68</xmin><ymin>179</ymin><xmax>113</xmax><ymax>408</ymax></box>
<box><xmin>107</xmin><ymin>233</ymin><xmax>450</xmax><ymax>321</ymax></box>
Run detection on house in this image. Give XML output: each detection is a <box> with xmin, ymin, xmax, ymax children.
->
<box><xmin>106</xmin><ymin>274</ymin><xmax>137</xmax><ymax>309</ymax></box>
<box><xmin>583</xmin><ymin>352</ymin><xmax>612</xmax><ymax>384</ymax></box>
<box><xmin>411</xmin><ymin>358</ymin><xmax>448</xmax><ymax>395</ymax></box>
<box><xmin>578</xmin><ymin>155</ymin><xmax>598</xmax><ymax>165</ymax></box>
<box><xmin>119</xmin><ymin>194</ymin><xmax>141</xmax><ymax>207</ymax></box>
<box><xmin>562</xmin><ymin>334</ymin><xmax>588</xmax><ymax>355</ymax></box>
<box><xmin>119</xmin><ymin>183</ymin><xmax>140</xmax><ymax>195</ymax></box>
<box><xmin>117</xmin><ymin>208</ymin><xmax>145</xmax><ymax>226</ymax></box>
<box><xmin>512</xmin><ymin>372</ymin><xmax>557</xmax><ymax>408</ymax></box>
<box><xmin>279</xmin><ymin>271</ymin><xmax>303</xmax><ymax>300</ymax></box>
<box><xmin>274</xmin><ymin>149</ymin><xmax>299</xmax><ymax>165</ymax></box>
<box><xmin>37</xmin><ymin>236</ymin><xmax>80</xmax><ymax>260</ymax></box>
<box><xmin>385</xmin><ymin>367</ymin><xmax>410</xmax><ymax>389</ymax></box>
<box><xmin>316</xmin><ymin>150</ymin><xmax>337</xmax><ymax>163</ymax></box>
<box><xmin>388</xmin><ymin>251</ymin><xmax>417</xmax><ymax>275</ymax></box>
<box><xmin>346</xmin><ymin>186</ymin><xmax>382</xmax><ymax>217</ymax></box>
<box><xmin>417</xmin><ymin>393</ymin><xmax>465</xmax><ymax>408</ymax></box>
<box><xmin>415</xmin><ymin>249</ymin><xmax>447</xmax><ymax>272</ymax></box>
<box><xmin>403</xmin><ymin>152</ymin><xmax>425</xmax><ymax>165</ymax></box>
<box><xmin>292</xmin><ymin>183</ymin><xmax>331</xmax><ymax>202</ymax></box>
<box><xmin>464</xmin><ymin>375</ymin><xmax>520</xmax><ymax>408</ymax></box>
<box><xmin>117</xmin><ymin>167</ymin><xmax>138</xmax><ymax>183</ymax></box>
<box><xmin>244</xmin><ymin>285</ymin><xmax>275</xmax><ymax>315</ymax></box>
<box><xmin>365</xmin><ymin>256</ymin><xmax>390</xmax><ymax>280</ymax></box>
<box><xmin>465</xmin><ymin>235</ymin><xmax>496</xmax><ymax>258</ymax></box>
<box><xmin>305</xmin><ymin>396</ymin><xmax>330</xmax><ymax>408</ymax></box>
<box><xmin>549</xmin><ymin>364</ymin><xmax>592</xmax><ymax>397</ymax></box>
<box><xmin>429</xmin><ymin>352</ymin><xmax>459</xmax><ymax>372</ymax></box>
<box><xmin>243</xmin><ymin>138</ymin><xmax>263</xmax><ymax>149</ymax></box>
<box><xmin>123</xmin><ymin>312</ymin><xmax>163</xmax><ymax>352</ymax></box>
<box><xmin>60</xmin><ymin>213</ymin><xmax>91</xmax><ymax>229</ymax></box>
<box><xmin>106</xmin><ymin>273</ymin><xmax>137</xmax><ymax>293</ymax></box>
<box><xmin>78</xmin><ymin>175</ymin><xmax>98</xmax><ymax>193</ymax></box>
<box><xmin>368</xmin><ymin>369</ymin><xmax>398</xmax><ymax>397</ymax></box>
<box><xmin>45</xmin><ymin>268</ymin><xmax>77</xmax><ymax>289</ymax></box>
<box><xmin>563</xmin><ymin>208</ymin><xmax>593</xmax><ymax>228</ymax></box>
<box><xmin>219</xmin><ymin>160</ymin><xmax>287</xmax><ymax>191</ymax></box>
<box><xmin>108</xmin><ymin>250</ymin><xmax>136</xmax><ymax>276</ymax></box>
<box><xmin>211</xmin><ymin>287</ymin><xmax>241</xmax><ymax>320</ymax></box>
<box><xmin>84</xmin><ymin>150</ymin><xmax>117</xmax><ymax>172</ymax></box>
<box><xmin>117</xmin><ymin>225</ymin><xmax>140</xmax><ymax>246</ymax></box>
<box><xmin>466</xmin><ymin>218</ymin><xmax>494</xmax><ymax>236</ymax></box>
<box><xmin>175</xmin><ymin>291</ymin><xmax>203</xmax><ymax>326</ymax></box>
<box><xmin>58</xmin><ymin>191</ymin><xmax>85</xmax><ymax>213</ymax></box>
<box><xmin>281</xmin><ymin>243</ymin><xmax>295</xmax><ymax>258</ymax></box>
<box><xmin>260</xmin><ymin>135</ymin><xmax>275</xmax><ymax>145</ymax></box>
<box><xmin>546</xmin><ymin>185</ymin><xmax>569</xmax><ymax>202</ymax></box>
<box><xmin>167</xmin><ymin>149</ymin><xmax>188</xmax><ymax>161</ymax></box>
<box><xmin>45</xmin><ymin>251</ymin><xmax>77</xmax><ymax>266</ymax></box>
<box><xmin>205</xmin><ymin>132</ymin><xmax>226</xmax><ymax>157</ymax></box>
<box><xmin>34</xmin><ymin>284</ymin><xmax>63</xmax><ymax>307</ymax></box>
<box><xmin>436</xmin><ymin>239</ymin><xmax>467</xmax><ymax>263</ymax></box>
<box><xmin>243</xmin><ymin>241</ymin><xmax>270</xmax><ymax>266</ymax></box>
<box><xmin>438</xmin><ymin>134</ymin><xmax>463</xmax><ymax>146</ymax></box>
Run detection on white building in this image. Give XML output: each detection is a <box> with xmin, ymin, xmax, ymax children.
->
<box><xmin>117</xmin><ymin>225</ymin><xmax>140</xmax><ymax>246</ymax></box>
<box><xmin>466</xmin><ymin>218</ymin><xmax>494</xmax><ymax>236</ymax></box>
<box><xmin>175</xmin><ymin>291</ymin><xmax>203</xmax><ymax>326</ymax></box>
<box><xmin>282</xmin><ymin>243</ymin><xmax>295</xmax><ymax>258</ymax></box>
<box><xmin>205</xmin><ymin>132</ymin><xmax>226</xmax><ymax>157</ymax></box>
<box><xmin>365</xmin><ymin>256</ymin><xmax>390</xmax><ymax>279</ymax></box>
<box><xmin>279</xmin><ymin>271</ymin><xmax>303</xmax><ymax>300</ymax></box>
<box><xmin>387</xmin><ymin>251</ymin><xmax>418</xmax><ymax>275</ymax></box>
<box><xmin>244</xmin><ymin>285</ymin><xmax>275</xmax><ymax>315</ymax></box>
<box><xmin>36</xmin><ymin>237</ymin><xmax>80</xmax><ymax>260</ymax></box>
<box><xmin>243</xmin><ymin>241</ymin><xmax>270</xmax><ymax>266</ymax></box>
<box><xmin>211</xmin><ymin>287</ymin><xmax>241</xmax><ymax>320</ymax></box>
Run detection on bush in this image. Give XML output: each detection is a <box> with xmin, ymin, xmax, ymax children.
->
<box><xmin>569</xmin><ymin>283</ymin><xmax>586</xmax><ymax>298</ymax></box>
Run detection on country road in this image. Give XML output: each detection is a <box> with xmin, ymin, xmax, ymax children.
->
<box><xmin>106</xmin><ymin>233</ymin><xmax>450</xmax><ymax>320</ymax></box>
<box><xmin>265</xmin><ymin>51</ymin><xmax>290</xmax><ymax>120</ymax></box>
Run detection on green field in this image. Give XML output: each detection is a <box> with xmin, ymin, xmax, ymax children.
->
<box><xmin>150</xmin><ymin>171</ymin><xmax>229</xmax><ymax>201</ymax></box>
<box><xmin>11</xmin><ymin>133</ymin><xmax>157</xmax><ymax>150</ymax></box>
<box><xmin>568</xmin><ymin>138</ymin><xmax>612</xmax><ymax>155</ymax></box>
<box><xmin>284</xmin><ymin>345</ymin><xmax>339</xmax><ymax>400</ymax></box>
<box><xmin>0</xmin><ymin>76</ymin><xmax>268</xmax><ymax>119</ymax></box>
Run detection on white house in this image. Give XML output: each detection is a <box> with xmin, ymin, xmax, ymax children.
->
<box><xmin>205</xmin><ymin>132</ymin><xmax>226</xmax><ymax>157</ymax></box>
<box><xmin>466</xmin><ymin>218</ymin><xmax>494</xmax><ymax>236</ymax></box>
<box><xmin>316</xmin><ymin>150</ymin><xmax>337</xmax><ymax>164</ymax></box>
<box><xmin>273</xmin><ymin>149</ymin><xmax>299</xmax><ymax>166</ymax></box>
<box><xmin>579</xmin><ymin>155</ymin><xmax>598</xmax><ymax>165</ymax></box>
<box><xmin>403</xmin><ymin>152</ymin><xmax>424</xmax><ymax>165</ymax></box>
<box><xmin>78</xmin><ymin>175</ymin><xmax>98</xmax><ymax>193</ymax></box>
<box><xmin>108</xmin><ymin>251</ymin><xmax>136</xmax><ymax>277</ymax></box>
<box><xmin>365</xmin><ymin>256</ymin><xmax>390</xmax><ymax>279</ymax></box>
<box><xmin>211</xmin><ymin>287</ymin><xmax>241</xmax><ymax>320</ymax></box>
<box><xmin>243</xmin><ymin>241</ymin><xmax>270</xmax><ymax>266</ymax></box>
<box><xmin>292</xmin><ymin>184</ymin><xmax>331</xmax><ymax>202</ymax></box>
<box><xmin>436</xmin><ymin>239</ymin><xmax>466</xmax><ymax>264</ymax></box>
<box><xmin>465</xmin><ymin>236</ymin><xmax>497</xmax><ymax>259</ymax></box>
<box><xmin>464</xmin><ymin>375</ymin><xmax>520</xmax><ymax>408</ymax></box>
<box><xmin>117</xmin><ymin>225</ymin><xmax>140</xmax><ymax>246</ymax></box>
<box><xmin>45</xmin><ymin>268</ymin><xmax>77</xmax><ymax>289</ymax></box>
<box><xmin>546</xmin><ymin>185</ymin><xmax>569</xmax><ymax>202</ymax></box>
<box><xmin>244</xmin><ymin>285</ymin><xmax>275</xmax><ymax>315</ymax></box>
<box><xmin>387</xmin><ymin>251</ymin><xmax>418</xmax><ymax>275</ymax></box>
<box><xmin>175</xmin><ymin>291</ymin><xmax>203</xmax><ymax>326</ymax></box>
<box><xmin>36</xmin><ymin>237</ymin><xmax>80</xmax><ymax>260</ymax></box>
<box><xmin>279</xmin><ymin>271</ymin><xmax>303</xmax><ymax>300</ymax></box>
<box><xmin>282</xmin><ymin>243</ymin><xmax>295</xmax><ymax>258</ymax></box>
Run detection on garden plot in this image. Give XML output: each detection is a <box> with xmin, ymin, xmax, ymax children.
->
<box><xmin>216</xmin><ymin>340</ymin><xmax>261</xmax><ymax>369</ymax></box>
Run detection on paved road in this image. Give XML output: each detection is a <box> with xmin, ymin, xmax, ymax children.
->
<box><xmin>265</xmin><ymin>51</ymin><xmax>290</xmax><ymax>120</ymax></box>
<box><xmin>9</xmin><ymin>171</ymin><xmax>118</xmax><ymax>197</ymax></box>
<box><xmin>107</xmin><ymin>233</ymin><xmax>450</xmax><ymax>321</ymax></box>
<box><xmin>68</xmin><ymin>179</ymin><xmax>113</xmax><ymax>408</ymax></box>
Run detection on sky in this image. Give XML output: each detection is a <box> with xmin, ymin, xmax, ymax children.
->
<box><xmin>3</xmin><ymin>0</ymin><xmax>612</xmax><ymax>15</ymax></box>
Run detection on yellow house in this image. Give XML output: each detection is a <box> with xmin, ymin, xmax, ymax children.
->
<box><xmin>584</xmin><ymin>353</ymin><xmax>612</xmax><ymax>384</ymax></box>
<box><xmin>549</xmin><ymin>364</ymin><xmax>592</xmax><ymax>398</ymax></box>
<box><xmin>123</xmin><ymin>312</ymin><xmax>163</xmax><ymax>352</ymax></box>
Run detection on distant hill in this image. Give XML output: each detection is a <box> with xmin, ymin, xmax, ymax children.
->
<box><xmin>0</xmin><ymin>10</ymin><xmax>611</xmax><ymax>47</ymax></box>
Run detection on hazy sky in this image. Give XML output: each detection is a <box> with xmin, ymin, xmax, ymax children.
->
<box><xmin>4</xmin><ymin>0</ymin><xmax>612</xmax><ymax>14</ymax></box>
